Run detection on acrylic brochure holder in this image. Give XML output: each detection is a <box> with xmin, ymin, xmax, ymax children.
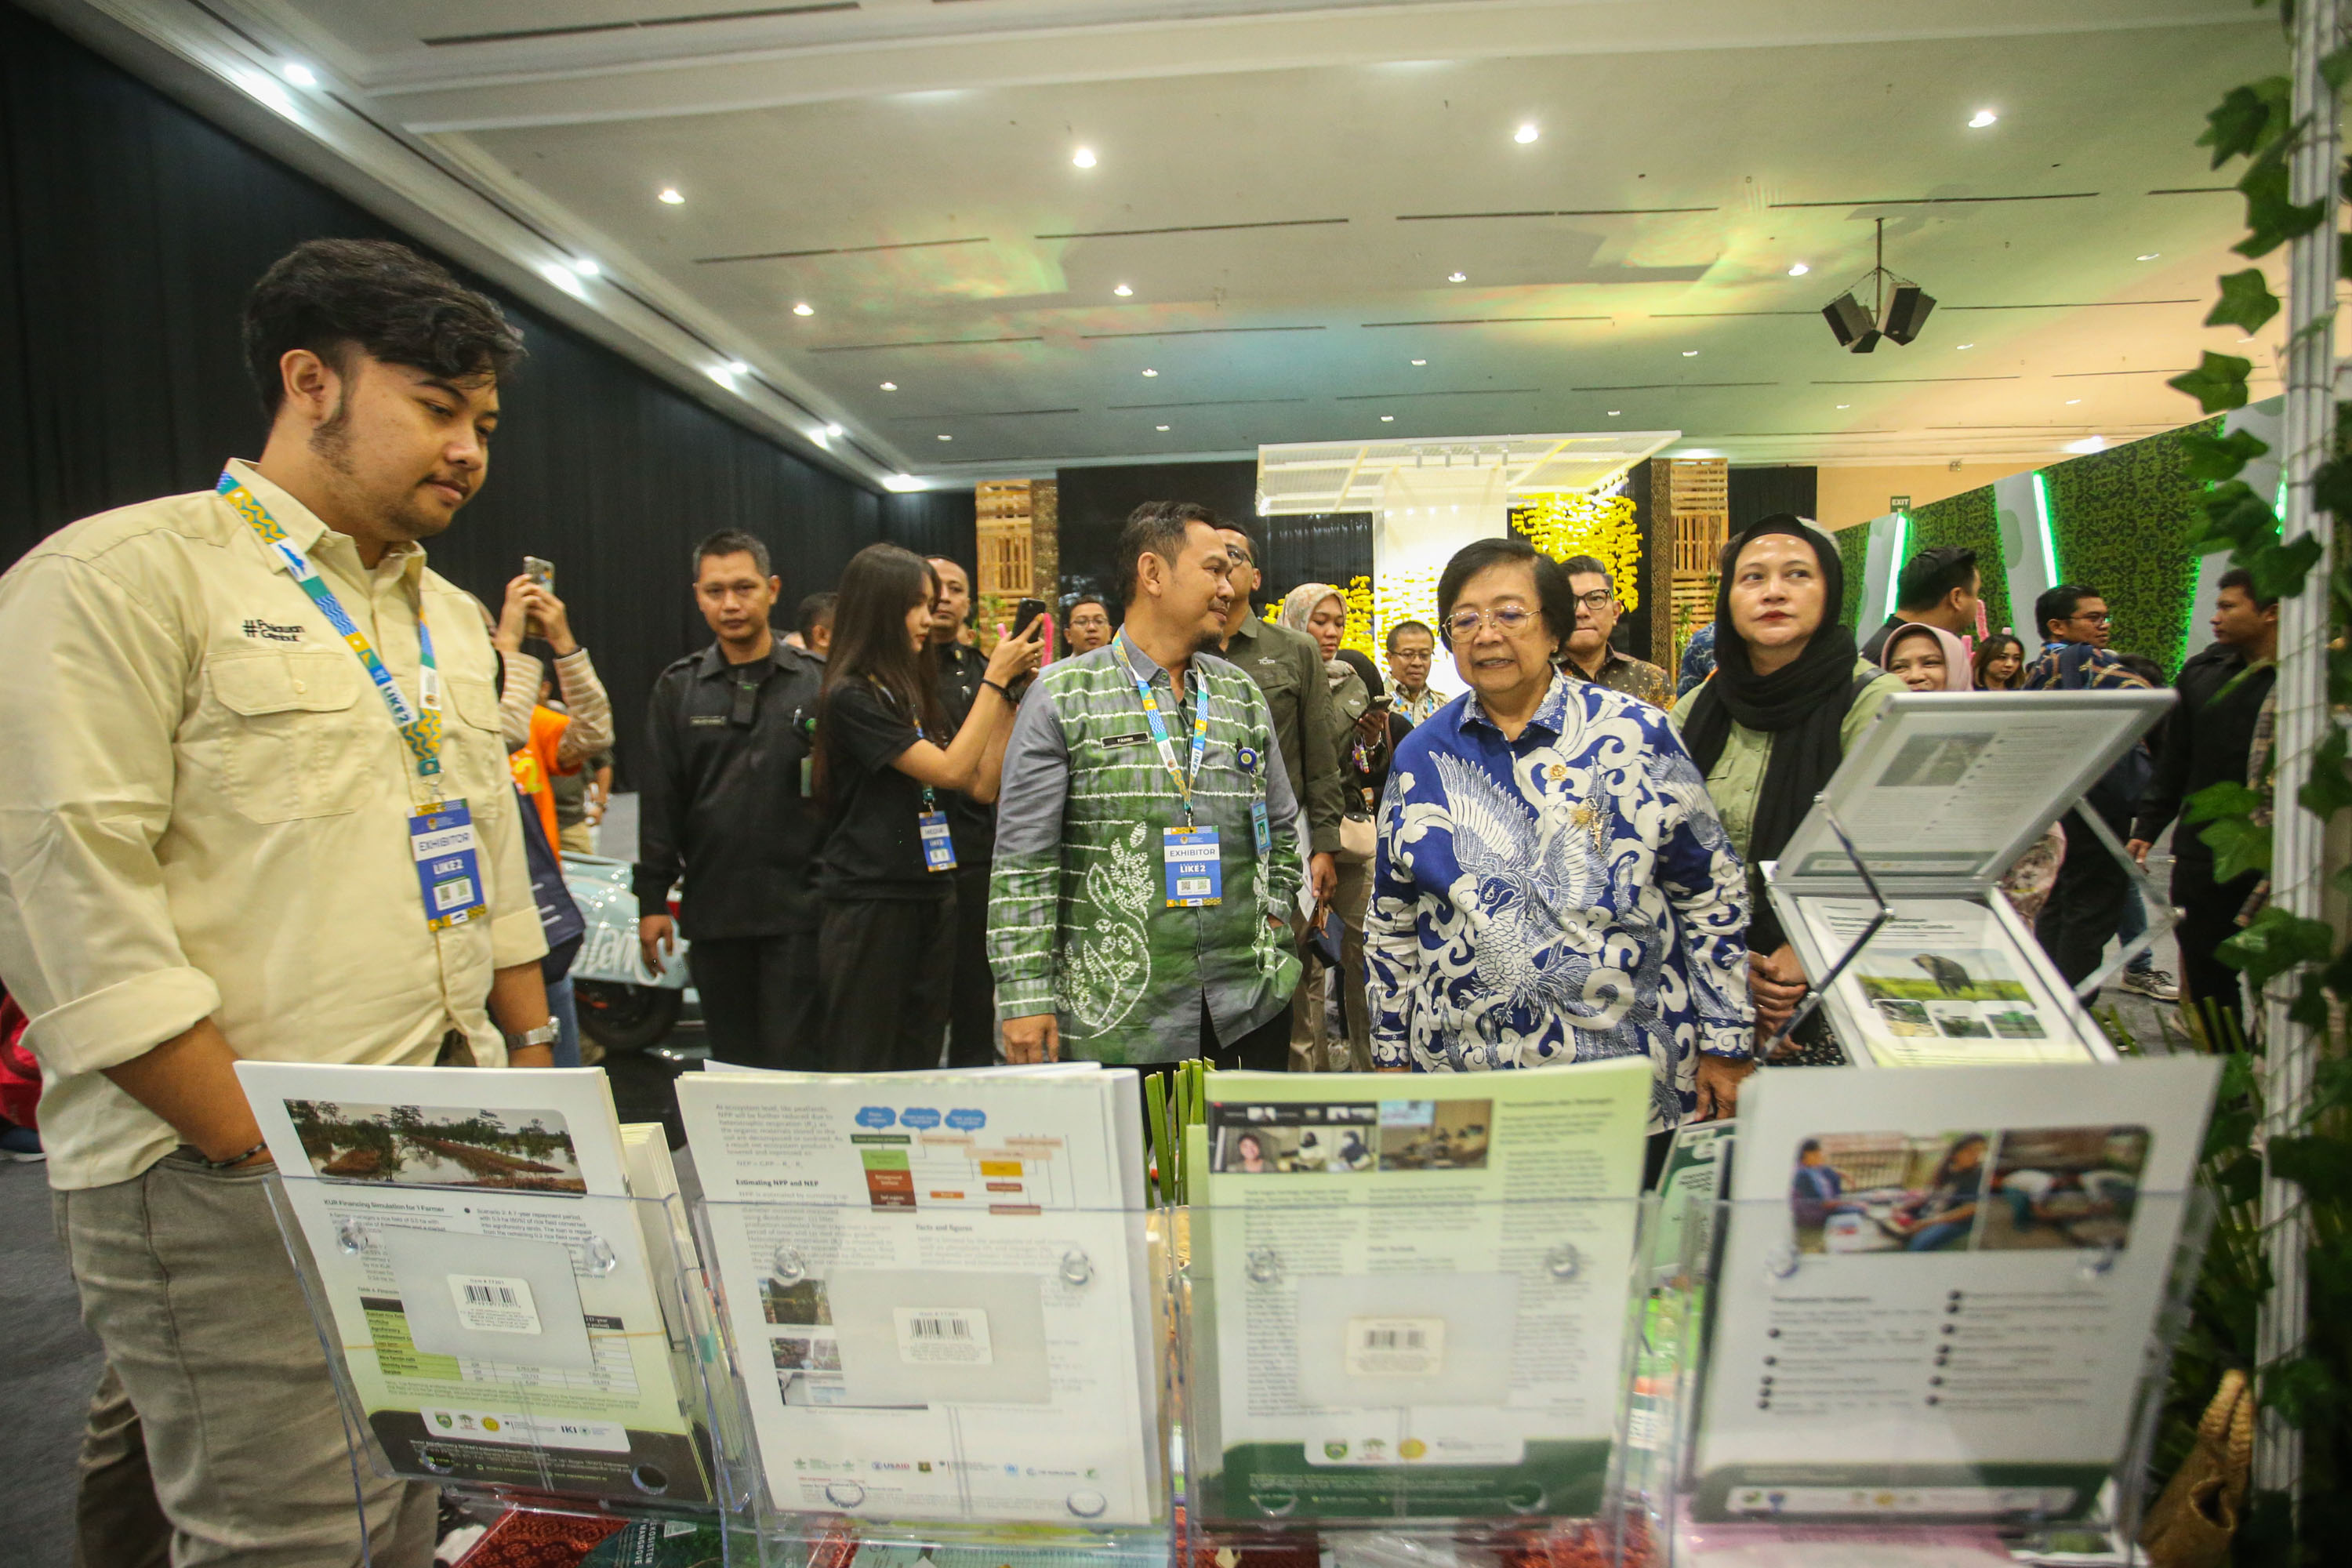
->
<box><xmin>263</xmin><ymin>1172</ymin><xmax>753</xmax><ymax>1541</ymax></box>
<box><xmin>1665</xmin><ymin>1185</ymin><xmax>2214</xmax><ymax>1557</ymax></box>
<box><xmin>1763</xmin><ymin>689</ymin><xmax>2175</xmax><ymax>1067</ymax></box>
<box><xmin>689</xmin><ymin>1193</ymin><xmax>1172</xmax><ymax>1568</ymax></box>
<box><xmin>1174</xmin><ymin>1193</ymin><xmax>1668</xmax><ymax>1566</ymax></box>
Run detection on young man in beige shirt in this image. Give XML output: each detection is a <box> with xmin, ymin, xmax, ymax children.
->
<box><xmin>0</xmin><ymin>239</ymin><xmax>554</xmax><ymax>1567</ymax></box>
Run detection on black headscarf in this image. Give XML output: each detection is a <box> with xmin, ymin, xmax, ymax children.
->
<box><xmin>1680</xmin><ymin>514</ymin><xmax>1864</xmax><ymax>950</ymax></box>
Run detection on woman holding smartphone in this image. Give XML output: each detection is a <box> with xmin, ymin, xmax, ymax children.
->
<box><xmin>815</xmin><ymin>544</ymin><xmax>1043</xmax><ymax>1070</ymax></box>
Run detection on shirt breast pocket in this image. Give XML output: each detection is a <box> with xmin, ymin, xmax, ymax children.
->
<box><xmin>441</xmin><ymin>674</ymin><xmax>509</xmax><ymax>803</ymax></box>
<box><xmin>207</xmin><ymin>651</ymin><xmax>373</xmax><ymax>822</ymax></box>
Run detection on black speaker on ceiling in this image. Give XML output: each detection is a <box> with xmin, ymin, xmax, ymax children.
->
<box><xmin>1883</xmin><ymin>285</ymin><xmax>1937</xmax><ymax>345</ymax></box>
<box><xmin>1823</xmin><ymin>292</ymin><xmax>1880</xmax><ymax>353</ymax></box>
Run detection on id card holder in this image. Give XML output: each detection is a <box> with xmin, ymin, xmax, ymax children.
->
<box><xmin>919</xmin><ymin>809</ymin><xmax>958</xmax><ymax>873</ymax></box>
<box><xmin>409</xmin><ymin>800</ymin><xmax>488</xmax><ymax>930</ymax></box>
<box><xmin>1251</xmin><ymin>800</ymin><xmax>1271</xmax><ymax>857</ymax></box>
<box><xmin>1163</xmin><ymin>826</ymin><xmax>1222</xmax><ymax>907</ymax></box>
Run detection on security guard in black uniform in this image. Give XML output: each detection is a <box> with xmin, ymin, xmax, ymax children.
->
<box><xmin>636</xmin><ymin>530</ymin><xmax>828</xmax><ymax>1069</ymax></box>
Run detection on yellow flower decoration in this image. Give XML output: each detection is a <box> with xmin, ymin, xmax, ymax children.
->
<box><xmin>1510</xmin><ymin>491</ymin><xmax>1642</xmax><ymax>612</ymax></box>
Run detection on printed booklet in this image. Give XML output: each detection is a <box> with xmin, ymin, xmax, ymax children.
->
<box><xmin>1191</xmin><ymin>1061</ymin><xmax>1652</xmax><ymax>1522</ymax></box>
<box><xmin>234</xmin><ymin>1062</ymin><xmax>711</xmax><ymax>1502</ymax></box>
<box><xmin>1691</xmin><ymin>1058</ymin><xmax>2219</xmax><ymax>1523</ymax></box>
<box><xmin>676</xmin><ymin>1067</ymin><xmax>1160</xmax><ymax>1526</ymax></box>
<box><xmin>1797</xmin><ymin>898</ymin><xmax>2093</xmax><ymax>1067</ymax></box>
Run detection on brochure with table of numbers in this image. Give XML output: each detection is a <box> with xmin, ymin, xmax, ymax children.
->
<box><xmin>235</xmin><ymin>1062</ymin><xmax>710</xmax><ymax>1502</ymax></box>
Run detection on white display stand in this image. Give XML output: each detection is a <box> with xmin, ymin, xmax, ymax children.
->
<box><xmin>1766</xmin><ymin>690</ymin><xmax>2174</xmax><ymax>1066</ymax></box>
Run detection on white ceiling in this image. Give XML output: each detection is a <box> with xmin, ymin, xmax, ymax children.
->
<box><xmin>47</xmin><ymin>0</ymin><xmax>2293</xmax><ymax>486</ymax></box>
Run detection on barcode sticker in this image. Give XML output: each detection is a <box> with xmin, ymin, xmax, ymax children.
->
<box><xmin>1345</xmin><ymin>1314</ymin><xmax>1445</xmax><ymax>1377</ymax></box>
<box><xmin>447</xmin><ymin>1273</ymin><xmax>543</xmax><ymax>1335</ymax></box>
<box><xmin>891</xmin><ymin>1305</ymin><xmax>993</xmax><ymax>1365</ymax></box>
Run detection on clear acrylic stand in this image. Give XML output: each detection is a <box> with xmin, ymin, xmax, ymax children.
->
<box><xmin>1173</xmin><ymin>1194</ymin><xmax>1667</xmax><ymax>1568</ymax></box>
<box><xmin>690</xmin><ymin>1194</ymin><xmax>1173</xmax><ymax>1568</ymax></box>
<box><xmin>1664</xmin><ymin>1185</ymin><xmax>2214</xmax><ymax>1560</ymax></box>
<box><xmin>264</xmin><ymin>1171</ymin><xmax>755</xmax><ymax>1559</ymax></box>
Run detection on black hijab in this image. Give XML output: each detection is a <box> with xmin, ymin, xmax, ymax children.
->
<box><xmin>1681</xmin><ymin>515</ymin><xmax>1865</xmax><ymax>948</ymax></box>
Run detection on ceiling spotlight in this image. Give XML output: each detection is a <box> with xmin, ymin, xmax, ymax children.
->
<box><xmin>825</xmin><ymin>423</ymin><xmax>845</xmax><ymax>437</ymax></box>
<box><xmin>1142</xmin><ymin>368</ymin><xmax>1158</xmax><ymax>377</ymax></box>
<box><xmin>1606</xmin><ymin>410</ymin><xmax>1621</xmax><ymax>416</ymax></box>
<box><xmin>1515</xmin><ymin>124</ymin><xmax>1539</xmax><ymax>144</ymax></box>
<box><xmin>1157</xmin><ymin>424</ymin><xmax>1171</xmax><ymax>431</ymax></box>
<box><xmin>1955</xmin><ymin>342</ymin><xmax>1974</xmax><ymax>350</ymax></box>
<box><xmin>1410</xmin><ymin>358</ymin><xmax>1428</xmax><ymax>366</ymax></box>
<box><xmin>1681</xmin><ymin>349</ymin><xmax>1699</xmax><ymax>357</ymax></box>
<box><xmin>239</xmin><ymin>69</ymin><xmax>297</xmax><ymax>117</ymax></box>
<box><xmin>569</xmin><ymin>258</ymin><xmax>601</xmax><ymax>278</ymax></box>
<box><xmin>706</xmin><ymin>367</ymin><xmax>735</xmax><ymax>387</ymax></box>
<box><xmin>658</xmin><ymin>187</ymin><xmax>684</xmax><ymax>205</ymax></box>
<box><xmin>1073</xmin><ymin>147</ymin><xmax>1097</xmax><ymax>168</ymax></box>
<box><xmin>1969</xmin><ymin>109</ymin><xmax>1998</xmax><ymax>129</ymax></box>
<box><xmin>880</xmin><ymin>381</ymin><xmax>898</xmax><ymax>390</ymax></box>
<box><xmin>1114</xmin><ymin>284</ymin><xmax>1133</xmax><ymax>297</ymax></box>
<box><xmin>884</xmin><ymin>474</ymin><xmax>922</xmax><ymax>492</ymax></box>
<box><xmin>725</xmin><ymin>360</ymin><xmax>750</xmax><ymax>374</ymax></box>
<box><xmin>793</xmin><ymin>302</ymin><xmax>815</xmax><ymax>317</ymax></box>
<box><xmin>1788</xmin><ymin>262</ymin><xmax>1810</xmax><ymax>277</ymax></box>
<box><xmin>1835</xmin><ymin>404</ymin><xmax>1851</xmax><ymax>409</ymax></box>
<box><xmin>2065</xmin><ymin>398</ymin><xmax>2082</xmax><ymax>405</ymax></box>
<box><xmin>539</xmin><ymin>263</ymin><xmax>587</xmax><ymax>300</ymax></box>
<box><xmin>937</xmin><ymin>434</ymin><xmax>954</xmax><ymax>441</ymax></box>
<box><xmin>282</xmin><ymin>62</ymin><xmax>318</xmax><ymax>87</ymax></box>
<box><xmin>1380</xmin><ymin>415</ymin><xmax>1395</xmax><ymax>422</ymax></box>
<box><xmin>2137</xmin><ymin>252</ymin><xmax>2160</xmax><ymax>261</ymax></box>
<box><xmin>1448</xmin><ymin>271</ymin><xmax>1468</xmax><ymax>282</ymax></box>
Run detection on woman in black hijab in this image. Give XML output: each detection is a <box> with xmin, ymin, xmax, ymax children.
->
<box><xmin>1670</xmin><ymin>516</ymin><xmax>1907</xmax><ymax>1058</ymax></box>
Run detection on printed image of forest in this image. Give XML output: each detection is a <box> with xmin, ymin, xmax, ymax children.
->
<box><xmin>286</xmin><ymin>1100</ymin><xmax>586</xmax><ymax>1192</ymax></box>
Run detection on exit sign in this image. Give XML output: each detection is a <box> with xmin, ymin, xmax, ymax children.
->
<box><xmin>1889</xmin><ymin>494</ymin><xmax>1911</xmax><ymax>511</ymax></box>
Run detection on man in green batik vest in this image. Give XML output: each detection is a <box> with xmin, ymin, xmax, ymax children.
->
<box><xmin>989</xmin><ymin>502</ymin><xmax>1304</xmax><ymax>1069</ymax></box>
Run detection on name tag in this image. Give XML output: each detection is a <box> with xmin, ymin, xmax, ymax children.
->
<box><xmin>1163</xmin><ymin>826</ymin><xmax>1222</xmax><ymax>907</ymax></box>
<box><xmin>409</xmin><ymin>800</ymin><xmax>487</xmax><ymax>931</ymax></box>
<box><xmin>919</xmin><ymin>809</ymin><xmax>958</xmax><ymax>873</ymax></box>
<box><xmin>1099</xmin><ymin>731</ymin><xmax>1152</xmax><ymax>749</ymax></box>
<box><xmin>1251</xmin><ymin>800</ymin><xmax>1271</xmax><ymax>857</ymax></box>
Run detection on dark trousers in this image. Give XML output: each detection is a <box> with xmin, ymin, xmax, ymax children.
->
<box><xmin>947</xmin><ymin>863</ymin><xmax>998</xmax><ymax>1068</ymax></box>
<box><xmin>1200</xmin><ymin>993</ymin><xmax>1291</xmax><ymax>1072</ymax></box>
<box><xmin>2037</xmin><ymin>804</ymin><xmax>2132</xmax><ymax>990</ymax></box>
<box><xmin>819</xmin><ymin>891</ymin><xmax>958</xmax><ymax>1072</ymax></box>
<box><xmin>688</xmin><ymin>932</ymin><xmax>823</xmax><ymax>1072</ymax></box>
<box><xmin>2176</xmin><ymin>860</ymin><xmax>2257</xmax><ymax>1040</ymax></box>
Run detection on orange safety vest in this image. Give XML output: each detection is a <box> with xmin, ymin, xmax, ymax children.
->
<box><xmin>507</xmin><ymin>705</ymin><xmax>579</xmax><ymax>856</ymax></box>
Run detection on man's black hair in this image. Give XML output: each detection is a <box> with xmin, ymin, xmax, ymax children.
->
<box><xmin>1385</xmin><ymin>619</ymin><xmax>1434</xmax><ymax>654</ymax></box>
<box><xmin>797</xmin><ymin>591</ymin><xmax>838</xmax><ymax>642</ymax></box>
<box><xmin>2217</xmin><ymin>566</ymin><xmax>2280</xmax><ymax>610</ymax></box>
<box><xmin>243</xmin><ymin>238</ymin><xmax>524</xmax><ymax>417</ymax></box>
<box><xmin>2034</xmin><ymin>583</ymin><xmax>2100</xmax><ymax>641</ymax></box>
<box><xmin>1118</xmin><ymin>501</ymin><xmax>1222</xmax><ymax>601</ymax></box>
<box><xmin>694</xmin><ymin>529</ymin><xmax>771</xmax><ymax>579</ymax></box>
<box><xmin>1436</xmin><ymin>535</ymin><xmax>1576</xmax><ymax>647</ymax></box>
<box><xmin>1215</xmin><ymin>517</ymin><xmax>1260</xmax><ymax>565</ymax></box>
<box><xmin>1557</xmin><ymin>554</ymin><xmax>1613</xmax><ymax>594</ymax></box>
<box><xmin>1896</xmin><ymin>545</ymin><xmax>1979</xmax><ymax>613</ymax></box>
<box><xmin>1064</xmin><ymin>593</ymin><xmax>1109</xmax><ymax>620</ymax></box>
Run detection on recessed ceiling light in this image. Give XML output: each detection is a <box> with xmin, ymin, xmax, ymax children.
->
<box><xmin>825</xmin><ymin>423</ymin><xmax>845</xmax><ymax>437</ymax></box>
<box><xmin>2137</xmin><ymin>252</ymin><xmax>2160</xmax><ymax>261</ymax></box>
<box><xmin>1156</xmin><ymin>424</ymin><xmax>1171</xmax><ymax>431</ymax></box>
<box><xmin>1447</xmin><ymin>271</ymin><xmax>1468</xmax><ymax>282</ymax></box>
<box><xmin>1956</xmin><ymin>342</ymin><xmax>1974</xmax><ymax>350</ymax></box>
<box><xmin>706</xmin><ymin>367</ymin><xmax>734</xmax><ymax>387</ymax></box>
<box><xmin>1969</xmin><ymin>109</ymin><xmax>1998</xmax><ymax>129</ymax></box>
<box><xmin>539</xmin><ymin>263</ymin><xmax>587</xmax><ymax>300</ymax></box>
<box><xmin>1113</xmin><ymin>283</ymin><xmax>1133</xmax><ymax>297</ymax></box>
<box><xmin>238</xmin><ymin>70</ymin><xmax>297</xmax><ymax>117</ymax></box>
<box><xmin>1380</xmin><ymin>414</ymin><xmax>1395</xmax><ymax>422</ymax></box>
<box><xmin>880</xmin><ymin>381</ymin><xmax>898</xmax><ymax>390</ymax></box>
<box><xmin>281</xmin><ymin>62</ymin><xmax>318</xmax><ymax>88</ymax></box>
<box><xmin>1514</xmin><ymin>124</ymin><xmax>1539</xmax><ymax>144</ymax></box>
<box><xmin>657</xmin><ymin>187</ymin><xmax>684</xmax><ymax>205</ymax></box>
<box><xmin>1682</xmin><ymin>349</ymin><xmax>1699</xmax><ymax>357</ymax></box>
<box><xmin>1606</xmin><ymin>410</ymin><xmax>1621</xmax><ymax>416</ymax></box>
<box><xmin>724</xmin><ymin>360</ymin><xmax>750</xmax><ymax>375</ymax></box>
<box><xmin>569</xmin><ymin>258</ymin><xmax>601</xmax><ymax>277</ymax></box>
<box><xmin>1142</xmin><ymin>368</ymin><xmax>1158</xmax><ymax>377</ymax></box>
<box><xmin>1410</xmin><ymin>358</ymin><xmax>1427</xmax><ymax>366</ymax></box>
<box><xmin>937</xmin><ymin>434</ymin><xmax>954</xmax><ymax>441</ymax></box>
<box><xmin>1787</xmin><ymin>262</ymin><xmax>1809</xmax><ymax>277</ymax></box>
<box><xmin>2065</xmin><ymin>398</ymin><xmax>2082</xmax><ymax>405</ymax></box>
<box><xmin>1073</xmin><ymin>147</ymin><xmax>1097</xmax><ymax>168</ymax></box>
<box><xmin>2065</xmin><ymin>435</ymin><xmax>2107</xmax><ymax>454</ymax></box>
<box><xmin>1835</xmin><ymin>403</ymin><xmax>1851</xmax><ymax>409</ymax></box>
<box><xmin>792</xmin><ymin>302</ymin><xmax>814</xmax><ymax>317</ymax></box>
<box><xmin>884</xmin><ymin>474</ymin><xmax>922</xmax><ymax>492</ymax></box>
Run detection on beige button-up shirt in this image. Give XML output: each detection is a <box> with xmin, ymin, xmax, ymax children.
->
<box><xmin>0</xmin><ymin>460</ymin><xmax>545</xmax><ymax>1189</ymax></box>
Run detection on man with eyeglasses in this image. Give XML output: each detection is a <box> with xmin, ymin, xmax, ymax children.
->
<box><xmin>2021</xmin><ymin>583</ymin><xmax>2156</xmax><ymax>990</ymax></box>
<box><xmin>1559</xmin><ymin>554</ymin><xmax>1672</xmax><ymax>709</ymax></box>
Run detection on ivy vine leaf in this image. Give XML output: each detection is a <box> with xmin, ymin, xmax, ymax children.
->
<box><xmin>2249</xmin><ymin>532</ymin><xmax>2324</xmax><ymax>598</ymax></box>
<box><xmin>2186</xmin><ymin>779</ymin><xmax>2266</xmax><ymax>823</ymax></box>
<box><xmin>2206</xmin><ymin>268</ymin><xmax>2281</xmax><ymax>333</ymax></box>
<box><xmin>2298</xmin><ymin>724</ymin><xmax>2352</xmax><ymax>820</ymax></box>
<box><xmin>2234</xmin><ymin>150</ymin><xmax>2328</xmax><ymax>258</ymax></box>
<box><xmin>2270</xmin><ymin>1136</ymin><xmax>2352</xmax><ymax>1212</ymax></box>
<box><xmin>2170</xmin><ymin>352</ymin><xmax>2256</xmax><ymax>414</ymax></box>
<box><xmin>2325</xmin><ymin>42</ymin><xmax>2352</xmax><ymax>96</ymax></box>
<box><xmin>2180</xmin><ymin>426</ymin><xmax>2270</xmax><ymax>483</ymax></box>
<box><xmin>2313</xmin><ymin>453</ymin><xmax>2352</xmax><ymax>518</ymax></box>
<box><xmin>2261</xmin><ymin>1352</ymin><xmax>2343</xmax><ymax>1430</ymax></box>
<box><xmin>2194</xmin><ymin>479</ymin><xmax>2278</xmax><ymax>556</ymax></box>
<box><xmin>2200</xmin><ymin>815</ymin><xmax>2274</xmax><ymax>882</ymax></box>
<box><xmin>2288</xmin><ymin>973</ymin><xmax>2332</xmax><ymax>1031</ymax></box>
<box><xmin>2199</xmin><ymin>77</ymin><xmax>2292</xmax><ymax>168</ymax></box>
<box><xmin>2218</xmin><ymin>906</ymin><xmax>2336</xmax><ymax>987</ymax></box>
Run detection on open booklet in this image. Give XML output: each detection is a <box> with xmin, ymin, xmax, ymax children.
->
<box><xmin>234</xmin><ymin>1062</ymin><xmax>711</xmax><ymax>1503</ymax></box>
<box><xmin>676</xmin><ymin>1067</ymin><xmax>1161</xmax><ymax>1526</ymax></box>
<box><xmin>1190</xmin><ymin>1060</ymin><xmax>1652</xmax><ymax>1522</ymax></box>
<box><xmin>1798</xmin><ymin>898</ymin><xmax>2094</xmax><ymax>1067</ymax></box>
<box><xmin>1691</xmin><ymin>1057</ymin><xmax>2218</xmax><ymax>1523</ymax></box>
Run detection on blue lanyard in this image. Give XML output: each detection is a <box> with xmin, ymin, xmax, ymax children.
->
<box><xmin>1112</xmin><ymin>637</ymin><xmax>1208</xmax><ymax>824</ymax></box>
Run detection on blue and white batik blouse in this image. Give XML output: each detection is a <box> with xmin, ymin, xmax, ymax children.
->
<box><xmin>1367</xmin><ymin>672</ymin><xmax>1752</xmax><ymax>1131</ymax></box>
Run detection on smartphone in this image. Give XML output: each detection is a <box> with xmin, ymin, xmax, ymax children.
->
<box><xmin>1014</xmin><ymin>597</ymin><xmax>1048</xmax><ymax>635</ymax></box>
<box><xmin>521</xmin><ymin>557</ymin><xmax>554</xmax><ymax>638</ymax></box>
<box><xmin>1368</xmin><ymin>694</ymin><xmax>1393</xmax><ymax>711</ymax></box>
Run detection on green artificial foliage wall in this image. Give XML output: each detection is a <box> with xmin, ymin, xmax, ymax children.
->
<box><xmin>1837</xmin><ymin>523</ymin><xmax>1872</xmax><ymax>630</ymax></box>
<box><xmin>1905</xmin><ymin>487</ymin><xmax>2013</xmax><ymax>641</ymax></box>
<box><xmin>2039</xmin><ymin>416</ymin><xmax>2220</xmax><ymax>677</ymax></box>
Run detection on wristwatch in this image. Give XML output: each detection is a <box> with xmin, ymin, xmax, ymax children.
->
<box><xmin>511</xmin><ymin>1021</ymin><xmax>560</xmax><ymax>1053</ymax></box>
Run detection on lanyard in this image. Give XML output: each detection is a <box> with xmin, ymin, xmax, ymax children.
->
<box><xmin>217</xmin><ymin>470</ymin><xmax>444</xmax><ymax>783</ymax></box>
<box><xmin>1112</xmin><ymin>637</ymin><xmax>1208</xmax><ymax>824</ymax></box>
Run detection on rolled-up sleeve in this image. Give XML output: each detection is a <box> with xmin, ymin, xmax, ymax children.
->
<box><xmin>986</xmin><ymin>687</ymin><xmax>1069</xmax><ymax>1022</ymax></box>
<box><xmin>0</xmin><ymin>557</ymin><xmax>221</xmax><ymax>1076</ymax></box>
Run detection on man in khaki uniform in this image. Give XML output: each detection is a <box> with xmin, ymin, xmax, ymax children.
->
<box><xmin>0</xmin><ymin>239</ymin><xmax>555</xmax><ymax>1567</ymax></box>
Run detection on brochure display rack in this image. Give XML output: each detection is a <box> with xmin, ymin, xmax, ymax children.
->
<box><xmin>1766</xmin><ymin>690</ymin><xmax>2175</xmax><ymax>1067</ymax></box>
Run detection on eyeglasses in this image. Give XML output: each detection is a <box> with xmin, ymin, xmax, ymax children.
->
<box><xmin>1443</xmin><ymin>606</ymin><xmax>1538</xmax><ymax>641</ymax></box>
<box><xmin>2071</xmin><ymin>611</ymin><xmax>2113</xmax><ymax>625</ymax></box>
<box><xmin>1574</xmin><ymin>590</ymin><xmax>1614</xmax><ymax>612</ymax></box>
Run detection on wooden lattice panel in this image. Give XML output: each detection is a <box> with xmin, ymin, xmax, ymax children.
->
<box><xmin>975</xmin><ymin>481</ymin><xmax>1034</xmax><ymax>603</ymax></box>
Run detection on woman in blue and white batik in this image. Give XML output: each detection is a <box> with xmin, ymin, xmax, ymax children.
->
<box><xmin>1367</xmin><ymin>536</ymin><xmax>1755</xmax><ymax>1134</ymax></box>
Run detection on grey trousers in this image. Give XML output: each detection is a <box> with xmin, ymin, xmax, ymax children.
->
<box><xmin>55</xmin><ymin>1148</ymin><xmax>436</xmax><ymax>1568</ymax></box>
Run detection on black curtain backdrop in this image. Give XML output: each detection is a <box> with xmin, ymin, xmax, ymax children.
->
<box><xmin>1053</xmin><ymin>459</ymin><xmax>1370</xmax><ymax>619</ymax></box>
<box><xmin>0</xmin><ymin>3</ymin><xmax>970</xmax><ymax>786</ymax></box>
<box><xmin>1728</xmin><ymin>465</ymin><xmax>1820</xmax><ymax>532</ymax></box>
